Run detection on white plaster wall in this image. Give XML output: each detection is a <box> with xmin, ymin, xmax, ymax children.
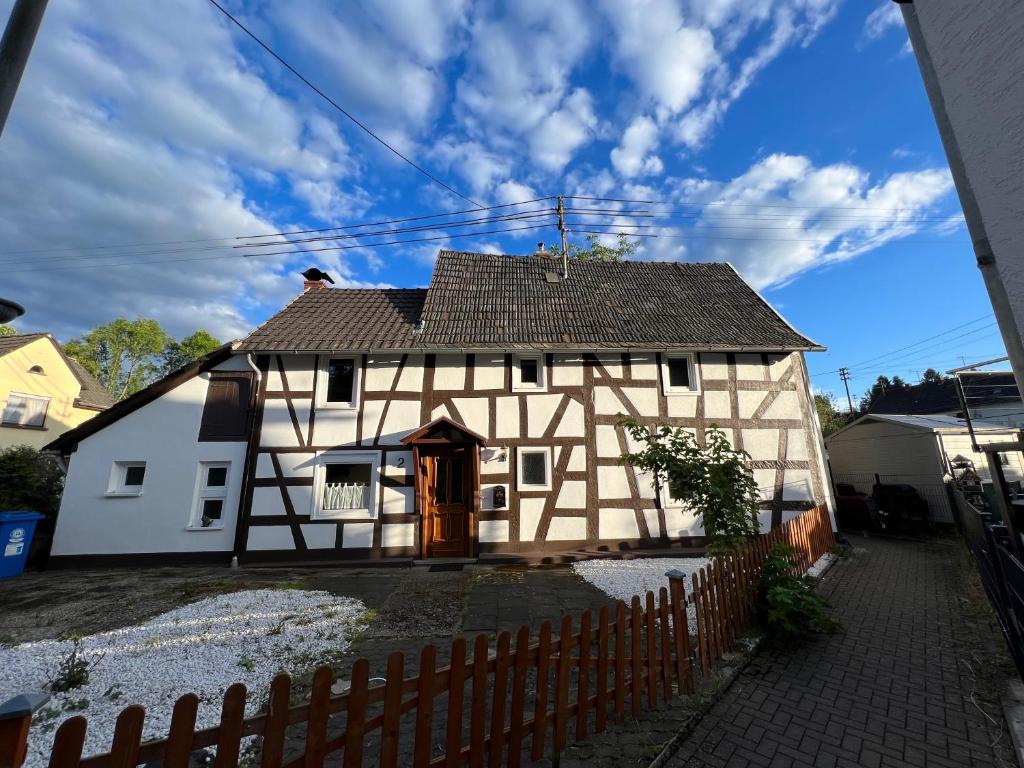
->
<box><xmin>479</xmin><ymin>520</ymin><xmax>510</xmax><ymax>542</ymax></box>
<box><xmin>554</xmin><ymin>400</ymin><xmax>585</xmax><ymax>437</ymax></box>
<box><xmin>547</xmin><ymin>517</ymin><xmax>586</xmax><ymax>540</ymax></box>
<box><xmin>552</xmin><ymin>354</ymin><xmax>584</xmax><ymax>386</ymax></box>
<box><xmin>52</xmin><ymin>372</ymin><xmax>247</xmax><ymax>555</ymax></box>
<box><xmin>474</xmin><ymin>354</ymin><xmax>505</xmax><ymax>390</ymax></box>
<box><xmin>495</xmin><ymin>396</ymin><xmax>519</xmax><ymax>438</ymax></box>
<box><xmin>599</xmin><ymin>508</ymin><xmax>639</xmax><ymax>539</ymax></box>
<box><xmin>519</xmin><ymin>497</ymin><xmax>546</xmax><ymax>540</ymax></box>
<box><xmin>629</xmin><ymin>353</ymin><xmax>658</xmax><ymax>380</ymax></box>
<box><xmin>379</xmin><ymin>399</ymin><xmax>421</xmax><ymax>443</ymax></box>
<box><xmin>452</xmin><ymin>397</ymin><xmax>490</xmax><ymax>438</ymax></box>
<box><xmin>382</xmin><ymin>523</ymin><xmax>415</xmax><ymax>548</ymax></box>
<box><xmin>699</xmin><ymin>353</ymin><xmax>729</xmax><ymax>380</ymax></box>
<box><xmin>527</xmin><ymin>394</ymin><xmax>564</xmax><ymax>437</ymax></box>
<box><xmin>909</xmin><ymin>1</ymin><xmax>1024</xmax><ymax>353</ymax></box>
<box><xmin>434</xmin><ymin>354</ymin><xmax>466</xmax><ymax>390</ymax></box>
<box><xmin>364</xmin><ymin>355</ymin><xmax>403</xmax><ymax>391</ymax></box>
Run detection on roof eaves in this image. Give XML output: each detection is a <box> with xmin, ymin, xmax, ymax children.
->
<box><xmin>723</xmin><ymin>262</ymin><xmax>825</xmax><ymax>351</ymax></box>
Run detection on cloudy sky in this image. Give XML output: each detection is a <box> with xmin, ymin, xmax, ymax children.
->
<box><xmin>0</xmin><ymin>0</ymin><xmax>1003</xmax><ymax>401</ymax></box>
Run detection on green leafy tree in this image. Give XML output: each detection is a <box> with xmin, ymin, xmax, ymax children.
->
<box><xmin>547</xmin><ymin>233</ymin><xmax>640</xmax><ymax>262</ymax></box>
<box><xmin>0</xmin><ymin>446</ymin><xmax>64</xmax><ymax>518</ymax></box>
<box><xmin>814</xmin><ymin>393</ymin><xmax>847</xmax><ymax>436</ymax></box>
<box><xmin>618</xmin><ymin>419</ymin><xmax>761</xmax><ymax>554</ymax></box>
<box><xmin>921</xmin><ymin>368</ymin><xmax>946</xmax><ymax>383</ymax></box>
<box><xmin>64</xmin><ymin>318</ymin><xmax>170</xmax><ymax>401</ymax></box>
<box><xmin>0</xmin><ymin>325</ymin><xmax>15</xmax><ymax>337</ymax></box>
<box><xmin>161</xmin><ymin>329</ymin><xmax>222</xmax><ymax>376</ymax></box>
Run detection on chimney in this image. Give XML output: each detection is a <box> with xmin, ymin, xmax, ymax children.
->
<box><xmin>533</xmin><ymin>241</ymin><xmax>555</xmax><ymax>259</ymax></box>
<box><xmin>303</xmin><ymin>280</ymin><xmax>326</xmax><ymax>291</ymax></box>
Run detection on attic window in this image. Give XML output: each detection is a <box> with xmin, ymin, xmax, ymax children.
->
<box><xmin>661</xmin><ymin>353</ymin><xmax>700</xmax><ymax>396</ymax></box>
<box><xmin>28</xmin><ymin>365</ymin><xmax>44</xmax><ymax>375</ymax></box>
<box><xmin>512</xmin><ymin>355</ymin><xmax>546</xmax><ymax>392</ymax></box>
<box><xmin>316</xmin><ymin>355</ymin><xmax>361</xmax><ymax>410</ymax></box>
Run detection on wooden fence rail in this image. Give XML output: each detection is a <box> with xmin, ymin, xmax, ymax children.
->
<box><xmin>3</xmin><ymin>505</ymin><xmax>833</xmax><ymax>768</ymax></box>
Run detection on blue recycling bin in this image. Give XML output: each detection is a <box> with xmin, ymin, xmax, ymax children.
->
<box><xmin>0</xmin><ymin>512</ymin><xmax>44</xmax><ymax>579</ymax></box>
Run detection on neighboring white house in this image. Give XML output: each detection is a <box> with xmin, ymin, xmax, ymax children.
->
<box><xmin>47</xmin><ymin>250</ymin><xmax>835</xmax><ymax>566</ymax></box>
<box><xmin>826</xmin><ymin>413</ymin><xmax>1024</xmax><ymax>524</ymax></box>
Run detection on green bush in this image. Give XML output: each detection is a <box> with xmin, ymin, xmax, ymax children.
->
<box><xmin>758</xmin><ymin>544</ymin><xmax>840</xmax><ymax>644</ymax></box>
<box><xmin>0</xmin><ymin>445</ymin><xmax>63</xmax><ymax>517</ymax></box>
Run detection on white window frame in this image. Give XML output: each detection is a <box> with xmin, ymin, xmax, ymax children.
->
<box><xmin>106</xmin><ymin>461</ymin><xmax>146</xmax><ymax>497</ymax></box>
<box><xmin>315</xmin><ymin>354</ymin><xmax>361</xmax><ymax>410</ymax></box>
<box><xmin>1</xmin><ymin>392</ymin><xmax>50</xmax><ymax>428</ymax></box>
<box><xmin>188</xmin><ymin>461</ymin><xmax>231</xmax><ymax>531</ymax></box>
<box><xmin>511</xmin><ymin>354</ymin><xmax>547</xmax><ymax>393</ymax></box>
<box><xmin>516</xmin><ymin>446</ymin><xmax>553</xmax><ymax>491</ymax></box>
<box><xmin>661</xmin><ymin>353</ymin><xmax>700</xmax><ymax>396</ymax></box>
<box><xmin>311</xmin><ymin>450</ymin><xmax>380</xmax><ymax>520</ymax></box>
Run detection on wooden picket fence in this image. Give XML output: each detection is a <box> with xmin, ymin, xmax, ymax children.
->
<box><xmin>688</xmin><ymin>503</ymin><xmax>834</xmax><ymax>675</ymax></box>
<box><xmin>4</xmin><ymin>505</ymin><xmax>833</xmax><ymax>768</ymax></box>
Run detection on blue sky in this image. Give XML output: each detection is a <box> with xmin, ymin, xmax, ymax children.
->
<box><xmin>0</xmin><ymin>0</ymin><xmax>1002</xmax><ymax>406</ymax></box>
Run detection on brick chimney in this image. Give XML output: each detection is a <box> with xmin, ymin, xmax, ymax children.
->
<box><xmin>303</xmin><ymin>279</ymin><xmax>326</xmax><ymax>291</ymax></box>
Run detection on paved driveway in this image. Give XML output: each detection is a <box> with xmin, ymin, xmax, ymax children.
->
<box><xmin>666</xmin><ymin>534</ymin><xmax>1015</xmax><ymax>768</ymax></box>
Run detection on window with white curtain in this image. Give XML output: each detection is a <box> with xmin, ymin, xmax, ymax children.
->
<box><xmin>312</xmin><ymin>451</ymin><xmax>379</xmax><ymax>519</ymax></box>
<box><xmin>2</xmin><ymin>392</ymin><xmax>49</xmax><ymax>427</ymax></box>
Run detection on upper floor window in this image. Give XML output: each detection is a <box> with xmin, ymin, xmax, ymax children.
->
<box><xmin>317</xmin><ymin>356</ymin><xmax>360</xmax><ymax>409</ymax></box>
<box><xmin>512</xmin><ymin>354</ymin><xmax>546</xmax><ymax>392</ymax></box>
<box><xmin>661</xmin><ymin>353</ymin><xmax>700</xmax><ymax>396</ymax></box>
<box><xmin>1</xmin><ymin>392</ymin><xmax>49</xmax><ymax>428</ymax></box>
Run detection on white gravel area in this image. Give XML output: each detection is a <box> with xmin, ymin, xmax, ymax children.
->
<box><xmin>573</xmin><ymin>557</ymin><xmax>711</xmax><ymax>627</ymax></box>
<box><xmin>807</xmin><ymin>552</ymin><xmax>836</xmax><ymax>578</ymax></box>
<box><xmin>0</xmin><ymin>589</ymin><xmax>367</xmax><ymax>768</ymax></box>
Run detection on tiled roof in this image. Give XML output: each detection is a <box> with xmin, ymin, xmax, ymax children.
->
<box><xmin>238</xmin><ymin>289</ymin><xmax>427</xmax><ymax>351</ymax></box>
<box><xmin>0</xmin><ymin>332</ymin><xmax>46</xmax><ymax>356</ymax></box>
<box><xmin>238</xmin><ymin>251</ymin><xmax>820</xmax><ymax>352</ymax></box>
<box><xmin>67</xmin><ymin>358</ymin><xmax>115</xmax><ymax>410</ymax></box>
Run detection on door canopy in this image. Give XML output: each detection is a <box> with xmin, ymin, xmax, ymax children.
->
<box><xmin>401</xmin><ymin>416</ymin><xmax>487</xmax><ymax>446</ymax></box>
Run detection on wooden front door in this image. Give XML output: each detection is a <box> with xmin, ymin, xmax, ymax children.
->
<box><xmin>422</xmin><ymin>448</ymin><xmax>471</xmax><ymax>558</ymax></box>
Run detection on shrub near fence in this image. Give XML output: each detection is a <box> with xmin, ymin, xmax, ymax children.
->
<box><xmin>2</xmin><ymin>505</ymin><xmax>833</xmax><ymax>768</ymax></box>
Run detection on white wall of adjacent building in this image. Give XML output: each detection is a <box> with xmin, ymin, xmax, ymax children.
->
<box><xmin>51</xmin><ymin>358</ymin><xmax>250</xmax><ymax>557</ymax></box>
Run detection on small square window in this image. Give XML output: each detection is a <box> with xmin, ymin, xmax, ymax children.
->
<box><xmin>520</xmin><ymin>358</ymin><xmax>539</xmax><ymax>385</ymax></box>
<box><xmin>326</xmin><ymin>358</ymin><xmax>355</xmax><ymax>403</ymax></box>
<box><xmin>667</xmin><ymin>358</ymin><xmax>690</xmax><ymax>388</ymax></box>
<box><xmin>206</xmin><ymin>466</ymin><xmax>228</xmax><ymax>487</ymax></box>
<box><xmin>108</xmin><ymin>462</ymin><xmax>146</xmax><ymax>496</ymax></box>
<box><xmin>516</xmin><ymin>447</ymin><xmax>552</xmax><ymax>491</ymax></box>
<box><xmin>661</xmin><ymin>354</ymin><xmax>699</xmax><ymax>396</ymax></box>
<box><xmin>512</xmin><ymin>355</ymin><xmax>546</xmax><ymax>392</ymax></box>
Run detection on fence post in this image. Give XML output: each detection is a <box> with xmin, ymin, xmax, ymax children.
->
<box><xmin>666</xmin><ymin>570</ymin><xmax>693</xmax><ymax>694</ymax></box>
<box><xmin>0</xmin><ymin>694</ymin><xmax>48</xmax><ymax>768</ymax></box>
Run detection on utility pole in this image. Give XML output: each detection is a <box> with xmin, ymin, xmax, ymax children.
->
<box><xmin>838</xmin><ymin>367</ymin><xmax>855</xmax><ymax>413</ymax></box>
<box><xmin>0</xmin><ymin>0</ymin><xmax>48</xmax><ymax>138</ymax></box>
<box><xmin>556</xmin><ymin>195</ymin><xmax>568</xmax><ymax>278</ymax></box>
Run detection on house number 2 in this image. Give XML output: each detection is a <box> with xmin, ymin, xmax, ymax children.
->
<box><xmin>395</xmin><ymin>457</ymin><xmax>405</xmax><ymax>467</ymax></box>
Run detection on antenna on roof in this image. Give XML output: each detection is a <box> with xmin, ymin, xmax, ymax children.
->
<box><xmin>556</xmin><ymin>195</ymin><xmax>569</xmax><ymax>280</ymax></box>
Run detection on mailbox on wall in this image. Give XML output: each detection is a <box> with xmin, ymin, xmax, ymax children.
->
<box><xmin>492</xmin><ymin>485</ymin><xmax>507</xmax><ymax>509</ymax></box>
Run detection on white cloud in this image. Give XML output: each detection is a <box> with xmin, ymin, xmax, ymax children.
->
<box><xmin>670</xmin><ymin>153</ymin><xmax>955</xmax><ymax>288</ymax></box>
<box><xmin>611</xmin><ymin>115</ymin><xmax>664</xmax><ymax>178</ymax></box>
<box><xmin>0</xmin><ymin>0</ymin><xmax>370</xmax><ymax>341</ymax></box>
<box><xmin>863</xmin><ymin>3</ymin><xmax>904</xmax><ymax>41</ymax></box>
<box><xmin>494</xmin><ymin>180</ymin><xmax>539</xmax><ymax>206</ymax></box>
<box><xmin>600</xmin><ymin>0</ymin><xmax>718</xmax><ymax>116</ymax></box>
<box><xmin>528</xmin><ymin>89</ymin><xmax>598</xmax><ymax>172</ymax></box>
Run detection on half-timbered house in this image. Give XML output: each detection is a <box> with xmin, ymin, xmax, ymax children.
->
<box><xmin>47</xmin><ymin>249</ymin><xmax>834</xmax><ymax>566</ymax></box>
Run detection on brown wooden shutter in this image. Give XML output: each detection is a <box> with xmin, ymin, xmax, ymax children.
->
<box><xmin>198</xmin><ymin>372</ymin><xmax>253</xmax><ymax>441</ymax></box>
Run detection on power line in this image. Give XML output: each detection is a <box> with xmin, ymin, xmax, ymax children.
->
<box><xmin>564</xmin><ymin>194</ymin><xmax>961</xmax><ymax>214</ymax></box>
<box><xmin>1</xmin><ymin>222</ymin><xmax>553</xmax><ymax>275</ymax></box>
<box><xmin>205</xmin><ymin>0</ymin><xmax>481</xmax><ymax>208</ymax></box>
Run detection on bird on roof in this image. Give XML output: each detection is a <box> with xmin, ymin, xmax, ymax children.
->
<box><xmin>301</xmin><ymin>267</ymin><xmax>335</xmax><ymax>284</ymax></box>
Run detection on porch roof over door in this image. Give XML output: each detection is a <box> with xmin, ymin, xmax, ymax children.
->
<box><xmin>401</xmin><ymin>416</ymin><xmax>487</xmax><ymax>446</ymax></box>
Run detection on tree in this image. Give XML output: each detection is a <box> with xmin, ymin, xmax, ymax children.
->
<box><xmin>0</xmin><ymin>325</ymin><xmax>14</xmax><ymax>337</ymax></box>
<box><xmin>547</xmin><ymin>233</ymin><xmax>640</xmax><ymax>262</ymax></box>
<box><xmin>161</xmin><ymin>329</ymin><xmax>222</xmax><ymax>376</ymax></box>
<box><xmin>921</xmin><ymin>368</ymin><xmax>946</xmax><ymax>383</ymax></box>
<box><xmin>618</xmin><ymin>418</ymin><xmax>761</xmax><ymax>554</ymax></box>
<box><xmin>0</xmin><ymin>446</ymin><xmax>63</xmax><ymax>518</ymax></box>
<box><xmin>814</xmin><ymin>393</ymin><xmax>846</xmax><ymax>436</ymax></box>
<box><xmin>859</xmin><ymin>375</ymin><xmax>909</xmax><ymax>412</ymax></box>
<box><xmin>64</xmin><ymin>318</ymin><xmax>170</xmax><ymax>401</ymax></box>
